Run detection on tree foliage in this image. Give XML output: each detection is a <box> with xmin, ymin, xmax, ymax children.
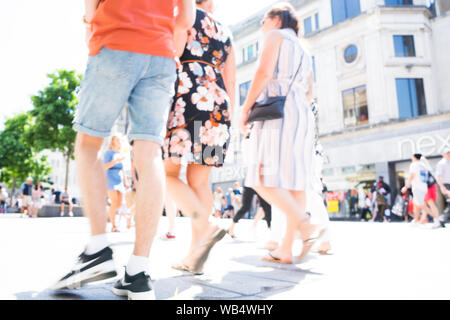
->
<box><xmin>0</xmin><ymin>113</ymin><xmax>34</xmax><ymax>185</ymax></box>
<box><xmin>26</xmin><ymin>70</ymin><xmax>82</xmax><ymax>190</ymax></box>
<box><xmin>0</xmin><ymin>113</ymin><xmax>51</xmax><ymax>202</ymax></box>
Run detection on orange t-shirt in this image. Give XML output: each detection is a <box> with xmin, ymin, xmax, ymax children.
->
<box><xmin>89</xmin><ymin>0</ymin><xmax>177</xmax><ymax>59</ymax></box>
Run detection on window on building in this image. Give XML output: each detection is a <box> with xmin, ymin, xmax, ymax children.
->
<box><xmin>393</xmin><ymin>35</ymin><xmax>416</xmax><ymax>57</ymax></box>
<box><xmin>312</xmin><ymin>56</ymin><xmax>317</xmax><ymax>82</ymax></box>
<box><xmin>331</xmin><ymin>0</ymin><xmax>361</xmax><ymax>25</ymax></box>
<box><xmin>395</xmin><ymin>78</ymin><xmax>427</xmax><ymax>119</ymax></box>
<box><xmin>239</xmin><ymin>81</ymin><xmax>251</xmax><ymax>105</ymax></box>
<box><xmin>344</xmin><ymin>45</ymin><xmax>358</xmax><ymax>63</ymax></box>
<box><xmin>304</xmin><ymin>13</ymin><xmax>320</xmax><ymax>35</ymax></box>
<box><xmin>342</xmin><ymin>85</ymin><xmax>369</xmax><ymax>127</ymax></box>
<box><xmin>342</xmin><ymin>166</ymin><xmax>356</xmax><ymax>174</ymax></box>
<box><xmin>242</xmin><ymin>42</ymin><xmax>259</xmax><ymax>64</ymax></box>
<box><xmin>247</xmin><ymin>44</ymin><xmax>255</xmax><ymax>60</ymax></box>
<box><xmin>385</xmin><ymin>0</ymin><xmax>413</xmax><ymax>5</ymax></box>
<box><xmin>304</xmin><ymin>17</ymin><xmax>313</xmax><ymax>35</ymax></box>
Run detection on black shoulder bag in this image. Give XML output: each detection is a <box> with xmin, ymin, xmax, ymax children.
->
<box><xmin>247</xmin><ymin>53</ymin><xmax>304</xmax><ymax>123</ymax></box>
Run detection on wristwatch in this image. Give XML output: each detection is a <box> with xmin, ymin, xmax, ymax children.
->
<box><xmin>82</xmin><ymin>15</ymin><xmax>92</xmax><ymax>28</ymax></box>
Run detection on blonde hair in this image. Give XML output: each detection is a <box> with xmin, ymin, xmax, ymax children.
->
<box><xmin>420</xmin><ymin>155</ymin><xmax>433</xmax><ymax>173</ymax></box>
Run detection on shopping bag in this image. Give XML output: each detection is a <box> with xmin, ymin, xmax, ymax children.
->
<box><xmin>391</xmin><ymin>195</ymin><xmax>405</xmax><ymax>217</ymax></box>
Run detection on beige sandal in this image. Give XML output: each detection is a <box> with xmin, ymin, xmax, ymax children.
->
<box><xmin>191</xmin><ymin>228</ymin><xmax>227</xmax><ymax>273</ymax></box>
<box><xmin>298</xmin><ymin>228</ymin><xmax>326</xmax><ymax>261</ymax></box>
<box><xmin>171</xmin><ymin>262</ymin><xmax>204</xmax><ymax>276</ymax></box>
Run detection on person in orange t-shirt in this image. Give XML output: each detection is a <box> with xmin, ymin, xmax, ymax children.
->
<box><xmin>51</xmin><ymin>0</ymin><xmax>196</xmax><ymax>300</ymax></box>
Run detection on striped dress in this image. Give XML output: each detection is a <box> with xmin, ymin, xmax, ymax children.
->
<box><xmin>245</xmin><ymin>28</ymin><xmax>315</xmax><ymax>191</ymax></box>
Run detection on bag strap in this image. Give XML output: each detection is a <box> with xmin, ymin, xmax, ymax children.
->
<box><xmin>285</xmin><ymin>51</ymin><xmax>305</xmax><ymax>97</ymax></box>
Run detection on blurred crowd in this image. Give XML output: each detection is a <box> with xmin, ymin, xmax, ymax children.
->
<box><xmin>0</xmin><ymin>178</ymin><xmax>77</xmax><ymax>218</ymax></box>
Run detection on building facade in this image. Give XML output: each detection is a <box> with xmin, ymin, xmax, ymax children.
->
<box><xmin>212</xmin><ymin>0</ymin><xmax>450</xmax><ymax>217</ymax></box>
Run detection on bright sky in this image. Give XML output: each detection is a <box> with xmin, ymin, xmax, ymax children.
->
<box><xmin>0</xmin><ymin>0</ymin><xmax>277</xmax><ymax>129</ymax></box>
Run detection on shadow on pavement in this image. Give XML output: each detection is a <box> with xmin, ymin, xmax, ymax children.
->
<box><xmin>14</xmin><ymin>281</ymin><xmax>123</xmax><ymax>300</ymax></box>
<box><xmin>154</xmin><ymin>254</ymin><xmax>323</xmax><ymax>300</ymax></box>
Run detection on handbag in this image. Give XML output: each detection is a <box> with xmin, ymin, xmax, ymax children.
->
<box><xmin>247</xmin><ymin>53</ymin><xmax>304</xmax><ymax>123</ymax></box>
<box><xmin>427</xmin><ymin>171</ymin><xmax>436</xmax><ymax>188</ymax></box>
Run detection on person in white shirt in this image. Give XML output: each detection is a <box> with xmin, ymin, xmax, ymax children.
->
<box><xmin>402</xmin><ymin>154</ymin><xmax>428</xmax><ymax>223</ymax></box>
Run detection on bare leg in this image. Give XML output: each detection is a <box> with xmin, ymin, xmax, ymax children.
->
<box><xmin>253</xmin><ymin>186</ymin><xmax>317</xmax><ymax>263</ymax></box>
<box><xmin>107</xmin><ymin>190</ymin><xmax>122</xmax><ymax>232</ymax></box>
<box><xmin>165</xmin><ymin>160</ymin><xmax>210</xmax><ymax>244</ymax></box>
<box><xmin>317</xmin><ymin>241</ymin><xmax>332</xmax><ymax>254</ymax></box>
<box><xmin>252</xmin><ymin>207</ymin><xmax>265</xmax><ymax>227</ymax></box>
<box><xmin>413</xmin><ymin>205</ymin><xmax>421</xmax><ymax>222</ymax></box>
<box><xmin>32</xmin><ymin>205</ymin><xmax>38</xmax><ymax>218</ymax></box>
<box><xmin>185</xmin><ymin>164</ymin><xmax>221</xmax><ymax>266</ymax></box>
<box><xmin>164</xmin><ymin>195</ymin><xmax>177</xmax><ymax>235</ymax></box>
<box><xmin>426</xmin><ymin>200</ymin><xmax>440</xmax><ymax>221</ymax></box>
<box><xmin>371</xmin><ymin>209</ymin><xmax>377</xmax><ymax>222</ymax></box>
<box><xmin>125</xmin><ymin>191</ymin><xmax>136</xmax><ymax>229</ymax></box>
<box><xmin>290</xmin><ymin>190</ymin><xmax>321</xmax><ymax>258</ymax></box>
<box><xmin>165</xmin><ymin>159</ymin><xmax>220</xmax><ymax>269</ymax></box>
<box><xmin>74</xmin><ymin>133</ymin><xmax>107</xmax><ymax>236</ymax></box>
<box><xmin>132</xmin><ymin>141</ymin><xmax>166</xmax><ymax>258</ymax></box>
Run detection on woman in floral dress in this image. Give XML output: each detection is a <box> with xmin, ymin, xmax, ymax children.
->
<box><xmin>163</xmin><ymin>0</ymin><xmax>235</xmax><ymax>274</ymax></box>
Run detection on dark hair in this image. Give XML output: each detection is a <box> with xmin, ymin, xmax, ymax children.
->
<box><xmin>196</xmin><ymin>0</ymin><xmax>208</xmax><ymax>4</ymax></box>
<box><xmin>413</xmin><ymin>153</ymin><xmax>422</xmax><ymax>160</ymax></box>
<box><xmin>266</xmin><ymin>2</ymin><xmax>300</xmax><ymax>35</ymax></box>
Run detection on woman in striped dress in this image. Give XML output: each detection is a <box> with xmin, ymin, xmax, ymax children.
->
<box><xmin>239</xmin><ymin>3</ymin><xmax>323</xmax><ymax>264</ymax></box>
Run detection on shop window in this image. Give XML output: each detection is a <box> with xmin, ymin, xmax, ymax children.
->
<box><xmin>342</xmin><ymin>85</ymin><xmax>369</xmax><ymax>127</ymax></box>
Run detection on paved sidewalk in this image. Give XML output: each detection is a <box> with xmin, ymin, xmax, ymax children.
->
<box><xmin>0</xmin><ymin>215</ymin><xmax>449</xmax><ymax>300</ymax></box>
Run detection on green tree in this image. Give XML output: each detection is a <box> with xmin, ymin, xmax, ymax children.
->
<box><xmin>0</xmin><ymin>113</ymin><xmax>51</xmax><ymax>206</ymax></box>
<box><xmin>27</xmin><ymin>70</ymin><xmax>82</xmax><ymax>191</ymax></box>
<box><xmin>29</xmin><ymin>155</ymin><xmax>52</xmax><ymax>187</ymax></box>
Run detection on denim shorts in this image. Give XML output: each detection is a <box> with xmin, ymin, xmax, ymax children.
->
<box><xmin>73</xmin><ymin>47</ymin><xmax>177</xmax><ymax>145</ymax></box>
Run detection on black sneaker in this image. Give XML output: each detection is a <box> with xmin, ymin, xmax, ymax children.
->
<box><xmin>51</xmin><ymin>247</ymin><xmax>117</xmax><ymax>290</ymax></box>
<box><xmin>112</xmin><ymin>270</ymin><xmax>155</xmax><ymax>300</ymax></box>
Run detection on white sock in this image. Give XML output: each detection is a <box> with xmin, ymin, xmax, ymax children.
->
<box><xmin>85</xmin><ymin>233</ymin><xmax>109</xmax><ymax>255</ymax></box>
<box><xmin>126</xmin><ymin>255</ymin><xmax>150</xmax><ymax>276</ymax></box>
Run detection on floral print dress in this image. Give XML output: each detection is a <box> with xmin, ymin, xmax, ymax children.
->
<box><xmin>163</xmin><ymin>8</ymin><xmax>232</xmax><ymax>167</ymax></box>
